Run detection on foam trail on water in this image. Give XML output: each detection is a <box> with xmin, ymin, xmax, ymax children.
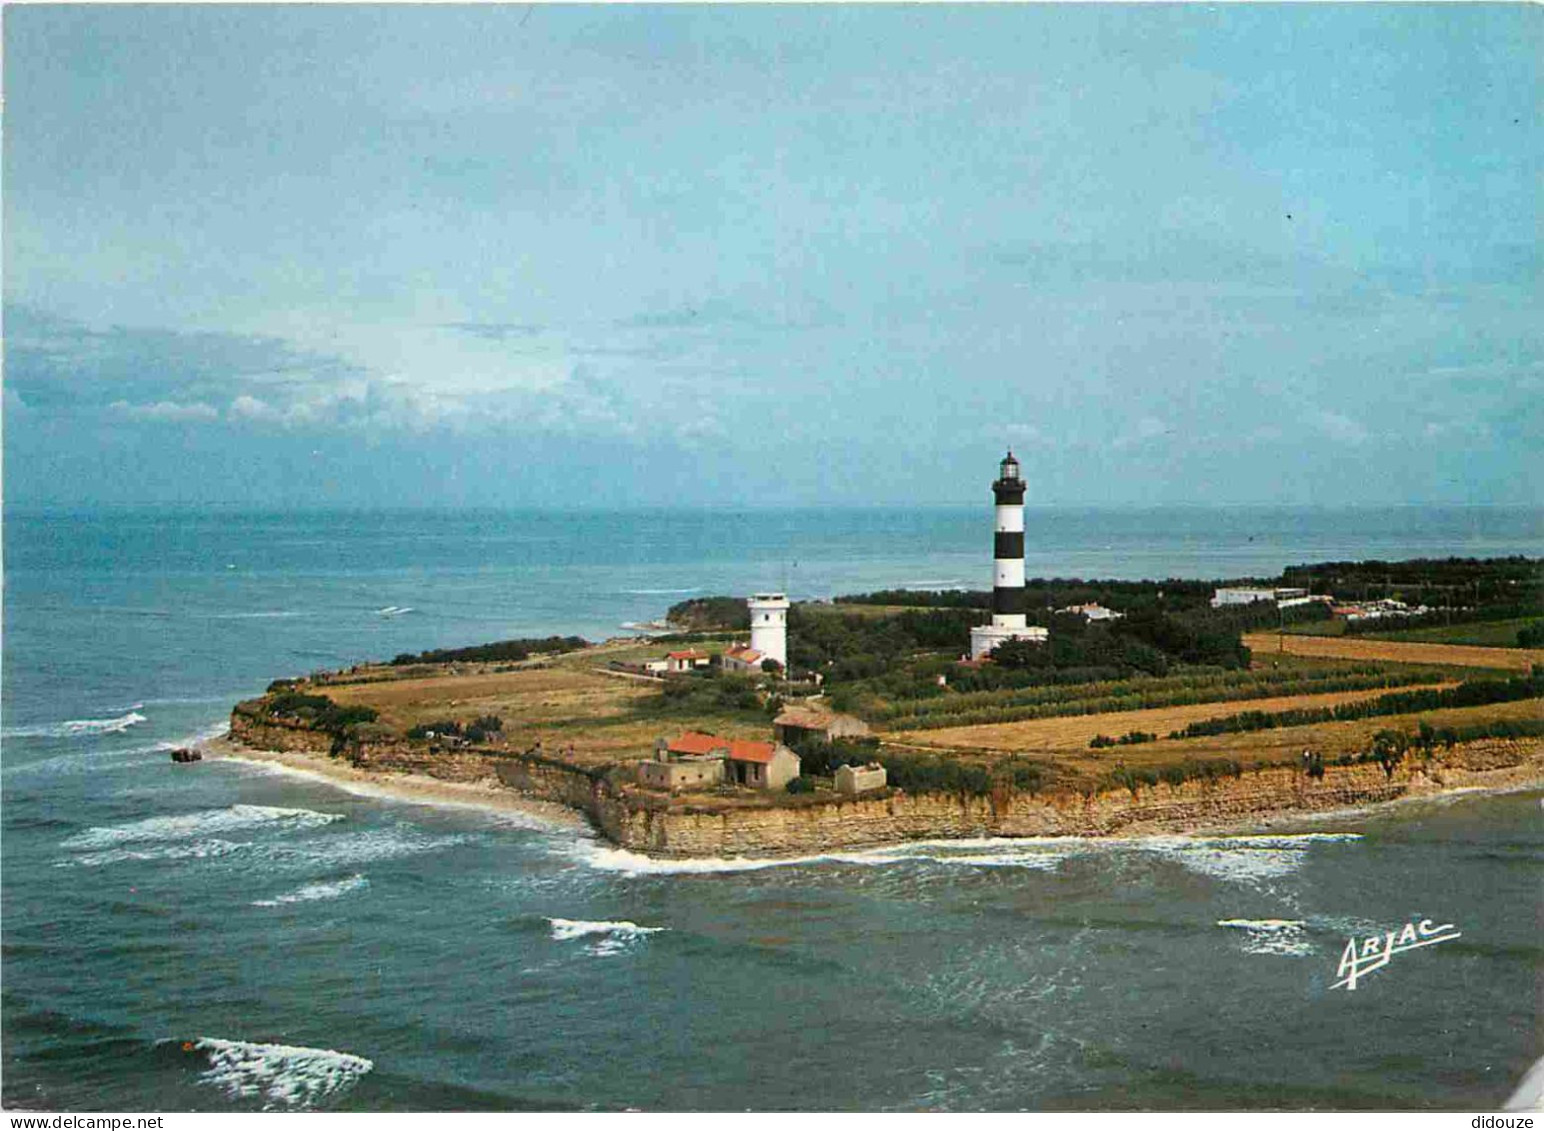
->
<box><xmin>548</xmin><ymin>917</ymin><xmax>664</xmax><ymax>956</ymax></box>
<box><xmin>61</xmin><ymin>805</ymin><xmax>344</xmax><ymax>851</ymax></box>
<box><xmin>570</xmin><ymin>831</ymin><xmax>1360</xmax><ymax>879</ymax></box>
<box><xmin>218</xmin><ymin>755</ymin><xmax>580</xmax><ymax>832</ymax></box>
<box><xmin>1137</xmin><ymin>832</ymin><xmax>1363</xmax><ymax>885</ymax></box>
<box><xmin>157</xmin><ymin>720</ymin><xmax>231</xmax><ymax>751</ymax></box>
<box><xmin>190</xmin><ymin>1038</ymin><xmax>373</xmax><ymax>1110</ymax></box>
<box><xmin>253</xmin><ymin>874</ymin><xmax>369</xmax><ymax>908</ymax></box>
<box><xmin>4</xmin><ymin>721</ymin><xmax>230</xmax><ymax>781</ymax></box>
<box><xmin>270</xmin><ymin>827</ymin><xmax>472</xmax><ymax>868</ymax></box>
<box><xmin>1216</xmin><ymin>918</ymin><xmax>1314</xmax><ymax>956</ymax></box>
<box><xmin>4</xmin><ymin>711</ymin><xmax>148</xmax><ymax>739</ymax></box>
<box><xmin>569</xmin><ymin>835</ymin><xmax>1089</xmax><ymax>876</ymax></box>
<box><xmin>62</xmin><ymin>839</ymin><xmax>250</xmax><ymax>868</ymax></box>
<box><xmin>208</xmin><ymin>611</ymin><xmax>308</xmax><ymax>620</ymax></box>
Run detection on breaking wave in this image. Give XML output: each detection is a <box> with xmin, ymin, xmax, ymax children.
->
<box><xmin>568</xmin><ymin>836</ymin><xmax>1086</xmax><ymax>876</ymax></box>
<box><xmin>568</xmin><ymin>831</ymin><xmax>1361</xmax><ymax>881</ymax></box>
<box><xmin>1216</xmin><ymin>918</ymin><xmax>1314</xmax><ymax>956</ymax></box>
<box><xmin>548</xmin><ymin>917</ymin><xmax>664</xmax><ymax>956</ymax></box>
<box><xmin>207</xmin><ymin>611</ymin><xmax>308</xmax><ymax>620</ymax></box>
<box><xmin>271</xmin><ymin>827</ymin><xmax>472</xmax><ymax>868</ymax></box>
<box><xmin>4</xmin><ymin>711</ymin><xmax>148</xmax><ymax>739</ymax></box>
<box><xmin>189</xmin><ymin>1037</ymin><xmax>373</xmax><ymax>1110</ymax></box>
<box><xmin>60</xmin><ymin>805</ymin><xmax>344</xmax><ymax>852</ymax></box>
<box><xmin>1139</xmin><ymin>833</ymin><xmax>1363</xmax><ymax>885</ymax></box>
<box><xmin>375</xmin><ymin>606</ymin><xmax>414</xmax><ymax>616</ymax></box>
<box><xmin>61</xmin><ymin>838</ymin><xmax>250</xmax><ymax>869</ymax></box>
<box><xmin>253</xmin><ymin>874</ymin><xmax>369</xmax><ymax>908</ymax></box>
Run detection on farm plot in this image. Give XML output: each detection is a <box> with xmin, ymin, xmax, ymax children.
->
<box><xmin>1243</xmin><ymin>633</ymin><xmax>1544</xmax><ymax>671</ymax></box>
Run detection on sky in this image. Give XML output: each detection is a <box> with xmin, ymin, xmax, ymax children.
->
<box><xmin>5</xmin><ymin>3</ymin><xmax>1541</xmax><ymax>508</ymax></box>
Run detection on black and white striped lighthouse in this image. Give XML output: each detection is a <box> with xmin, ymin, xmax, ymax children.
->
<box><xmin>970</xmin><ymin>451</ymin><xmax>1048</xmax><ymax>659</ymax></box>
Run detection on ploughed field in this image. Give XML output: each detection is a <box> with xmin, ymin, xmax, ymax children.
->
<box><xmin>1242</xmin><ymin>632</ymin><xmax>1544</xmax><ymax>671</ymax></box>
<box><xmin>891</xmin><ymin>695</ymin><xmax>1542</xmax><ymax>775</ymax></box>
<box><xmin>885</xmin><ymin>682</ymin><xmax>1461</xmax><ymax>753</ymax></box>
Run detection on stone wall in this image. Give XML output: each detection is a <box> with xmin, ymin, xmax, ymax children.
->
<box><xmin>598</xmin><ymin>739</ymin><xmax>1543</xmax><ymax>857</ymax></box>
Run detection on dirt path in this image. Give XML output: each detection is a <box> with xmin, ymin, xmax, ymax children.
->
<box><xmin>1244</xmin><ymin>633</ymin><xmax>1544</xmax><ymax>671</ymax></box>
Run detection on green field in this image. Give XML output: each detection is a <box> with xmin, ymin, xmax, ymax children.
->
<box><xmin>1360</xmin><ymin>617</ymin><xmax>1541</xmax><ymax>647</ymax></box>
<box><xmin>1288</xmin><ymin>617</ymin><xmax>1540</xmax><ymax>648</ymax></box>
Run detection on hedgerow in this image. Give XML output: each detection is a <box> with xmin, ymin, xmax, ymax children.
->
<box><xmin>1167</xmin><ymin>671</ymin><xmax>1544</xmax><ymax>740</ymax></box>
<box><xmin>879</xmin><ymin>665</ymin><xmax>1438</xmax><ymax>731</ymax></box>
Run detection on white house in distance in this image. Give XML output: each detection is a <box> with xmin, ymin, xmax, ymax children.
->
<box><xmin>1059</xmin><ymin>602</ymin><xmax>1124</xmax><ymax>622</ymax></box>
<box><xmin>1211</xmin><ymin>586</ymin><xmax>1329</xmax><ymax>609</ymax></box>
<box><xmin>1211</xmin><ymin>587</ymin><xmax>1276</xmax><ymax>607</ymax></box>
<box><xmin>664</xmin><ymin>649</ymin><xmax>711</xmax><ymax>673</ymax></box>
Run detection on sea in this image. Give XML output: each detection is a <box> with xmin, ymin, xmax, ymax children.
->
<box><xmin>3</xmin><ymin>504</ymin><xmax>1542</xmax><ymax>1112</ymax></box>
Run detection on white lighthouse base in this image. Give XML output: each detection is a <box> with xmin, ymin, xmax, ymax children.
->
<box><xmin>969</xmin><ymin>624</ymin><xmax>1049</xmax><ymax>661</ymax></box>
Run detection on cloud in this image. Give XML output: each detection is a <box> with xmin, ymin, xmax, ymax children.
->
<box><xmin>1310</xmin><ymin>410</ymin><xmax>1370</xmax><ymax>445</ymax></box>
<box><xmin>442</xmin><ymin>321</ymin><xmax>545</xmax><ymax>342</ymax></box>
<box><xmin>1111</xmin><ymin>415</ymin><xmax>1174</xmax><ymax>451</ymax></box>
<box><xmin>109</xmin><ymin>399</ymin><xmax>220</xmax><ymax>422</ymax></box>
<box><xmin>1003</xmin><ymin>422</ymin><xmax>1058</xmax><ymax>449</ymax></box>
<box><xmin>228</xmin><ymin>394</ymin><xmax>283</xmax><ymax>423</ymax></box>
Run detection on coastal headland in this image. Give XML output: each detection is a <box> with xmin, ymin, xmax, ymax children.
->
<box><xmin>217</xmin><ymin>565</ymin><xmax>1544</xmax><ymax>857</ymax></box>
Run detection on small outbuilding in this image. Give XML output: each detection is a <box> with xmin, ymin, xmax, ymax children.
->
<box><xmin>722</xmin><ymin>738</ymin><xmax>801</xmax><ymax>791</ymax></box>
<box><xmin>772</xmin><ymin>703</ymin><xmax>872</xmax><ymax>745</ymax></box>
<box><xmin>834</xmin><ymin>762</ymin><xmax>887</xmax><ymax>796</ymax></box>
<box><xmin>638</xmin><ymin>735</ymin><xmax>726</xmax><ymax>793</ymax></box>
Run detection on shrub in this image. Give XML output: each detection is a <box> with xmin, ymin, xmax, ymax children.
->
<box><xmin>785</xmin><ymin>776</ymin><xmax>816</xmax><ymax>794</ymax></box>
<box><xmin>407</xmin><ymin>719</ymin><xmax>463</xmax><ymax>739</ymax></box>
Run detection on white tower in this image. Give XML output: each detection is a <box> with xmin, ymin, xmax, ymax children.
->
<box><xmin>748</xmin><ymin>592</ymin><xmax>790</xmax><ymax>669</ymax></box>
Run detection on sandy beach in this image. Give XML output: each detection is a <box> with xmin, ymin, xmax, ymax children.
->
<box><xmin>204</xmin><ymin>735</ymin><xmax>589</xmax><ymax>832</ymax></box>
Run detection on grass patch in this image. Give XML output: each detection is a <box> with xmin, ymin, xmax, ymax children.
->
<box><xmin>1357</xmin><ymin>618</ymin><xmax>1543</xmax><ymax>648</ymax></box>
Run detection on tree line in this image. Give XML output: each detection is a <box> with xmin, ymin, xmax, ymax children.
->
<box><xmin>391</xmin><ymin>636</ymin><xmax>589</xmax><ymax>666</ymax></box>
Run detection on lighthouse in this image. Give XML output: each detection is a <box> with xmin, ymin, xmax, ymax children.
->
<box><xmin>748</xmin><ymin>592</ymin><xmax>790</xmax><ymax>669</ymax></box>
<box><xmin>969</xmin><ymin>451</ymin><xmax>1049</xmax><ymax>660</ymax></box>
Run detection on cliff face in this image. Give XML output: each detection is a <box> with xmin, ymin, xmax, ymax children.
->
<box><xmin>229</xmin><ymin>709</ymin><xmax>337</xmax><ymax>756</ymax></box>
<box><xmin>228</xmin><ymin>706</ymin><xmax>1542</xmax><ymax>858</ymax></box>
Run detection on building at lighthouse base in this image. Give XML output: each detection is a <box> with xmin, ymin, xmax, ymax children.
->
<box><xmin>969</xmin><ymin>623</ymin><xmax>1049</xmax><ymax>661</ymax></box>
